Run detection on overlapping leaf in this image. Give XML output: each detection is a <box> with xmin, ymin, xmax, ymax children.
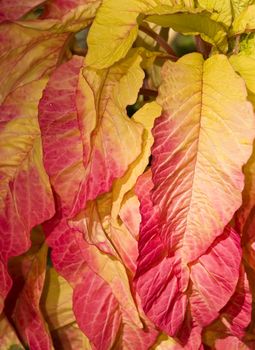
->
<box><xmin>41</xmin><ymin>268</ymin><xmax>75</xmax><ymax>331</ymax></box>
<box><xmin>11</xmin><ymin>246</ymin><xmax>52</xmax><ymax>349</ymax></box>
<box><xmin>0</xmin><ymin>81</ymin><xmax>55</xmax><ymax>313</ymax></box>
<box><xmin>135</xmin><ymin>170</ymin><xmax>242</xmax><ymax>339</ymax></box>
<box><xmin>3</xmin><ymin>227</ymin><xmax>53</xmax><ymax>349</ymax></box>
<box><xmin>0</xmin><ymin>0</ymin><xmax>44</xmax><ymax>22</ymax></box>
<box><xmin>19</xmin><ymin>0</ymin><xmax>102</xmax><ymax>32</ymax></box>
<box><xmin>231</xmin><ymin>0</ymin><xmax>255</xmax><ymax>17</ymax></box>
<box><xmin>214</xmin><ymin>336</ymin><xmax>255</xmax><ymax>349</ymax></box>
<box><xmin>232</xmin><ymin>4</ymin><xmax>255</xmax><ymax>34</ymax></box>
<box><xmin>69</xmin><ymin>102</ymin><xmax>161</xmax><ymax>274</ymax></box>
<box><xmin>230</xmin><ymin>34</ymin><xmax>255</xmax><ymax>108</ymax></box>
<box><xmin>190</xmin><ymin>228</ymin><xmax>242</xmax><ymax>327</ymax></box>
<box><xmin>0</xmin><ymin>313</ymin><xmax>24</xmax><ymax>349</ymax></box>
<box><xmin>203</xmin><ymin>267</ymin><xmax>252</xmax><ymax>349</ymax></box>
<box><xmin>86</xmin><ymin>0</ymin><xmax>230</xmax><ymax>69</ymax></box>
<box><xmin>46</xmin><ymin>219</ymin><xmax>158</xmax><ymax>349</ymax></box>
<box><xmin>0</xmin><ymin>22</ymin><xmax>68</xmax><ymax>102</ymax></box>
<box><xmin>39</xmin><ymin>53</ymin><xmax>144</xmax><ymax>218</ymax></box>
<box><xmin>41</xmin><ymin>267</ymin><xmax>92</xmax><ymax>348</ymax></box>
<box><xmin>135</xmin><ymin>170</ymin><xmax>188</xmax><ymax>336</ymax></box>
<box><xmin>39</xmin><ymin>52</ymin><xmax>164</xmax><ymax>346</ymax></box>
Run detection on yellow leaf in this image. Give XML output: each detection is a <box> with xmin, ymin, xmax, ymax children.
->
<box><xmin>0</xmin><ymin>313</ymin><xmax>24</xmax><ymax>350</ymax></box>
<box><xmin>86</xmin><ymin>0</ymin><xmax>228</xmax><ymax>69</ymax></box>
<box><xmin>111</xmin><ymin>101</ymin><xmax>162</xmax><ymax>221</ymax></box>
<box><xmin>197</xmin><ymin>0</ymin><xmax>232</xmax><ymax>25</ymax></box>
<box><xmin>153</xmin><ymin>336</ymin><xmax>178</xmax><ymax>349</ymax></box>
<box><xmin>232</xmin><ymin>4</ymin><xmax>255</xmax><ymax>34</ymax></box>
<box><xmin>41</xmin><ymin>268</ymin><xmax>75</xmax><ymax>331</ymax></box>
<box><xmin>0</xmin><ymin>23</ymin><xmax>68</xmax><ymax>103</ymax></box>
<box><xmin>146</xmin><ymin>12</ymin><xmax>227</xmax><ymax>52</ymax></box>
<box><xmin>231</xmin><ymin>0</ymin><xmax>255</xmax><ymax>17</ymax></box>
<box><xmin>229</xmin><ymin>35</ymin><xmax>255</xmax><ymax>107</ymax></box>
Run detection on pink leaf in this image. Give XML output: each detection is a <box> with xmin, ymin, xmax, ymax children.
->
<box><xmin>39</xmin><ymin>53</ymin><xmax>144</xmax><ymax>218</ymax></box>
<box><xmin>47</xmin><ymin>219</ymin><xmax>158</xmax><ymax>349</ymax></box>
<box><xmin>190</xmin><ymin>227</ymin><xmax>242</xmax><ymax>327</ymax></box>
<box><xmin>0</xmin><ymin>0</ymin><xmax>44</xmax><ymax>22</ymax></box>
<box><xmin>0</xmin><ymin>82</ymin><xmax>55</xmax><ymax>312</ymax></box>
<box><xmin>135</xmin><ymin>170</ymin><xmax>188</xmax><ymax>336</ymax></box>
<box><xmin>73</xmin><ymin>267</ymin><xmax>122</xmax><ymax>350</ymax></box>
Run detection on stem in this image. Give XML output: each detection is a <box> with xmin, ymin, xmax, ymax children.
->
<box><xmin>72</xmin><ymin>47</ymin><xmax>88</xmax><ymax>56</ymax></box>
<box><xmin>139</xmin><ymin>88</ymin><xmax>158</xmax><ymax>97</ymax></box>
<box><xmin>139</xmin><ymin>24</ymin><xmax>178</xmax><ymax>61</ymax></box>
<box><xmin>233</xmin><ymin>35</ymin><xmax>240</xmax><ymax>55</ymax></box>
<box><xmin>195</xmin><ymin>35</ymin><xmax>211</xmax><ymax>58</ymax></box>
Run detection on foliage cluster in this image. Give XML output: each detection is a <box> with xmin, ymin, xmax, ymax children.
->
<box><xmin>2</xmin><ymin>1</ymin><xmax>255</xmax><ymax>349</ymax></box>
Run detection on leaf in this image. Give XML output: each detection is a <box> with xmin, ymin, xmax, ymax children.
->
<box><xmin>0</xmin><ymin>22</ymin><xmax>68</xmax><ymax>102</ymax></box>
<box><xmin>46</xmin><ymin>219</ymin><xmax>158</xmax><ymax>349</ymax></box>
<box><xmin>39</xmin><ymin>52</ymin><xmax>144</xmax><ymax>218</ymax></box>
<box><xmin>232</xmin><ymin>4</ymin><xmax>255</xmax><ymax>34</ymax></box>
<box><xmin>40</xmin><ymin>268</ymin><xmax>75</xmax><ymax>331</ymax></box>
<box><xmin>197</xmin><ymin>0</ymin><xmax>232</xmax><ymax>25</ymax></box>
<box><xmin>73</xmin><ymin>266</ymin><xmax>122</xmax><ymax>350</ymax></box>
<box><xmin>111</xmin><ymin>101</ymin><xmax>162</xmax><ymax>221</ymax></box>
<box><xmin>203</xmin><ymin>266</ymin><xmax>252</xmax><ymax>347</ymax></box>
<box><xmin>153</xmin><ymin>52</ymin><xmax>254</xmax><ymax>264</ymax></box>
<box><xmin>214</xmin><ymin>336</ymin><xmax>254</xmax><ymax>349</ymax></box>
<box><xmin>146</xmin><ymin>12</ymin><xmax>227</xmax><ymax>52</ymax></box>
<box><xmin>235</xmin><ymin>143</ymin><xmax>255</xmax><ymax>232</ymax></box>
<box><xmin>135</xmin><ymin>170</ymin><xmax>243</xmax><ymax>338</ymax></box>
<box><xmin>86</xmin><ymin>0</ymin><xmax>228</xmax><ymax>69</ymax></box>
<box><xmin>231</xmin><ymin>0</ymin><xmax>255</xmax><ymax>18</ymax></box>
<box><xmin>220</xmin><ymin>268</ymin><xmax>252</xmax><ymax>338</ymax></box>
<box><xmin>0</xmin><ymin>0</ymin><xmax>44</xmax><ymax>22</ymax></box>
<box><xmin>0</xmin><ymin>81</ymin><xmax>55</xmax><ymax>313</ymax></box>
<box><xmin>19</xmin><ymin>0</ymin><xmax>102</xmax><ymax>32</ymax></box>
<box><xmin>43</xmin><ymin>0</ymin><xmax>100</xmax><ymax>19</ymax></box>
<box><xmin>73</xmin><ymin>264</ymin><xmax>159</xmax><ymax>350</ymax></box>
<box><xmin>69</xmin><ymin>101</ymin><xmax>161</xmax><ymax>272</ymax></box>
<box><xmin>153</xmin><ymin>334</ymin><xmax>178</xmax><ymax>350</ymax></box>
<box><xmin>11</xmin><ymin>243</ymin><xmax>53</xmax><ymax>350</ymax></box>
<box><xmin>5</xmin><ymin>227</ymin><xmax>53</xmax><ymax>349</ymax></box>
<box><xmin>119</xmin><ymin>193</ymin><xmax>141</xmax><ymax>240</ymax></box>
<box><xmin>229</xmin><ymin>34</ymin><xmax>255</xmax><ymax>108</ymax></box>
<box><xmin>51</xmin><ymin>322</ymin><xmax>92</xmax><ymax>350</ymax></box>
<box><xmin>135</xmin><ymin>170</ymin><xmax>188</xmax><ymax>336</ymax></box>
<box><xmin>190</xmin><ymin>227</ymin><xmax>242</xmax><ymax>327</ymax></box>
<box><xmin>0</xmin><ymin>313</ymin><xmax>24</xmax><ymax>350</ymax></box>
